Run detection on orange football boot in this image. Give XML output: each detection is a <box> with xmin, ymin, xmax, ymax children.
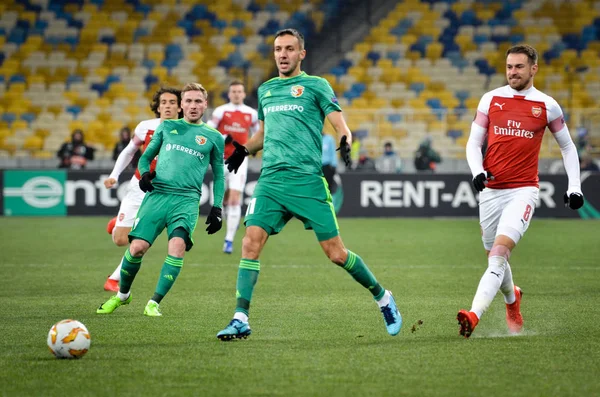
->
<box><xmin>457</xmin><ymin>310</ymin><xmax>479</xmax><ymax>338</ymax></box>
<box><xmin>103</xmin><ymin>277</ymin><xmax>119</xmax><ymax>292</ymax></box>
<box><xmin>506</xmin><ymin>286</ymin><xmax>523</xmax><ymax>334</ymax></box>
<box><xmin>106</xmin><ymin>217</ymin><xmax>117</xmax><ymax>235</ymax></box>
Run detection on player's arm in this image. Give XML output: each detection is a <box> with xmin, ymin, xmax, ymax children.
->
<box><xmin>466</xmin><ymin>94</ymin><xmax>492</xmax><ymax>191</ymax></box>
<box><xmin>326</xmin><ymin>111</ymin><xmax>352</xmax><ymax>167</ymax></box>
<box><xmin>205</xmin><ymin>134</ymin><xmax>225</xmax><ymax>234</ymax></box>
<box><xmin>206</xmin><ymin>108</ymin><xmax>221</xmax><ymax>129</ymax></box>
<box><xmin>547</xmin><ymin>103</ymin><xmax>583</xmax><ymax>209</ymax></box>
<box><xmin>104</xmin><ymin>136</ymin><xmax>143</xmax><ymax>188</ymax></box>
<box><xmin>138</xmin><ymin>124</ymin><xmax>163</xmax><ymax>176</ymax></box>
<box><xmin>244</xmin><ymin>120</ymin><xmax>264</xmax><ymax>154</ymax></box>
<box><xmin>210</xmin><ymin>135</ymin><xmax>226</xmax><ymax>209</ymax></box>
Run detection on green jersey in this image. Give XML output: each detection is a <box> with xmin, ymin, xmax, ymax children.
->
<box><xmin>138</xmin><ymin>119</ymin><xmax>225</xmax><ymax>206</ymax></box>
<box><xmin>257</xmin><ymin>71</ymin><xmax>342</xmax><ymax>177</ymax></box>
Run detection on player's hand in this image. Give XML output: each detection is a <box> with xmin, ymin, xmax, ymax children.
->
<box><xmin>337</xmin><ymin>135</ymin><xmax>351</xmax><ymax>167</ymax></box>
<box><xmin>225</xmin><ymin>141</ymin><xmax>249</xmax><ymax>173</ymax></box>
<box><xmin>205</xmin><ymin>206</ymin><xmax>222</xmax><ymax>234</ymax></box>
<box><xmin>564</xmin><ymin>192</ymin><xmax>584</xmax><ymax>210</ymax></box>
<box><xmin>472</xmin><ymin>171</ymin><xmax>493</xmax><ymax>192</ymax></box>
<box><xmin>224</xmin><ymin>134</ymin><xmax>233</xmax><ymax>145</ymax></box>
<box><xmin>139</xmin><ymin>171</ymin><xmax>156</xmax><ymax>193</ymax></box>
<box><xmin>104</xmin><ymin>178</ymin><xmax>117</xmax><ymax>189</ymax></box>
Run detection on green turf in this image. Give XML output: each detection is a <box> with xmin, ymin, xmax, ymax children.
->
<box><xmin>1</xmin><ymin>217</ymin><xmax>599</xmax><ymax>396</ymax></box>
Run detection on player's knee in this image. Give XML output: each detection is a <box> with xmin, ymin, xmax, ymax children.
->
<box><xmin>327</xmin><ymin>248</ymin><xmax>347</xmax><ymax>266</ymax></box>
<box><xmin>129</xmin><ymin>240</ymin><xmax>149</xmax><ymax>257</ymax></box>
<box><xmin>113</xmin><ymin>234</ymin><xmax>129</xmax><ymax>247</ymax></box>
<box><xmin>489</xmin><ymin>244</ymin><xmax>511</xmax><ymax>261</ymax></box>
<box><xmin>241</xmin><ymin>235</ymin><xmax>260</xmax><ymax>259</ymax></box>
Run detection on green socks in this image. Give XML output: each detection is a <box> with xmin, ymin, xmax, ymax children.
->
<box><xmin>343</xmin><ymin>250</ymin><xmax>384</xmax><ymax>300</ymax></box>
<box><xmin>119</xmin><ymin>249</ymin><xmax>142</xmax><ymax>294</ymax></box>
<box><xmin>235</xmin><ymin>259</ymin><xmax>260</xmax><ymax>316</ymax></box>
<box><xmin>151</xmin><ymin>255</ymin><xmax>183</xmax><ymax>304</ymax></box>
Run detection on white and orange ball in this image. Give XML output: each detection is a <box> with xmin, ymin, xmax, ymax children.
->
<box><xmin>47</xmin><ymin>319</ymin><xmax>91</xmax><ymax>359</ymax></box>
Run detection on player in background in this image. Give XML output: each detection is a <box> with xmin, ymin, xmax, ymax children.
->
<box><xmin>102</xmin><ymin>87</ymin><xmax>182</xmax><ymax>292</ymax></box>
<box><xmin>458</xmin><ymin>44</ymin><xmax>584</xmax><ymax>338</ymax></box>
<box><xmin>207</xmin><ymin>81</ymin><xmax>258</xmax><ymax>255</ymax></box>
<box><xmin>216</xmin><ymin>29</ymin><xmax>402</xmax><ymax>341</ymax></box>
<box><xmin>97</xmin><ymin>82</ymin><xmax>225</xmax><ymax>317</ymax></box>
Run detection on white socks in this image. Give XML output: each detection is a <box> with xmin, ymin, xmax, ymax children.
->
<box><xmin>225</xmin><ymin>205</ymin><xmax>242</xmax><ymax>242</ymax></box>
<box><xmin>109</xmin><ymin>258</ymin><xmax>123</xmax><ymax>281</ymax></box>
<box><xmin>233</xmin><ymin>312</ymin><xmax>249</xmax><ymax>323</ymax></box>
<box><xmin>500</xmin><ymin>261</ymin><xmax>516</xmax><ymax>304</ymax></box>
<box><xmin>470</xmin><ymin>255</ymin><xmax>507</xmax><ymax>319</ymax></box>
<box><xmin>376</xmin><ymin>290</ymin><xmax>391</xmax><ymax>308</ymax></box>
<box><xmin>117</xmin><ymin>291</ymin><xmax>130</xmax><ymax>301</ymax></box>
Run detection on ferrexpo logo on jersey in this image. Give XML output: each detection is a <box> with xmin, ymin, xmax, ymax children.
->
<box><xmin>195</xmin><ymin>135</ymin><xmax>207</xmax><ymax>145</ymax></box>
<box><xmin>263</xmin><ymin>104</ymin><xmax>304</xmax><ymax>114</ymax></box>
<box><xmin>165</xmin><ymin>143</ymin><xmax>205</xmax><ymax>159</ymax></box>
<box><xmin>290</xmin><ymin>85</ymin><xmax>304</xmax><ymax>97</ymax></box>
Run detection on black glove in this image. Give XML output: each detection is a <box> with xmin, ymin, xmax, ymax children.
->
<box><xmin>205</xmin><ymin>206</ymin><xmax>223</xmax><ymax>234</ymax></box>
<box><xmin>564</xmin><ymin>192</ymin><xmax>584</xmax><ymax>210</ymax></box>
<box><xmin>139</xmin><ymin>171</ymin><xmax>156</xmax><ymax>193</ymax></box>
<box><xmin>225</xmin><ymin>141</ymin><xmax>249</xmax><ymax>173</ymax></box>
<box><xmin>224</xmin><ymin>134</ymin><xmax>233</xmax><ymax>145</ymax></box>
<box><xmin>472</xmin><ymin>171</ymin><xmax>492</xmax><ymax>192</ymax></box>
<box><xmin>337</xmin><ymin>135</ymin><xmax>351</xmax><ymax>167</ymax></box>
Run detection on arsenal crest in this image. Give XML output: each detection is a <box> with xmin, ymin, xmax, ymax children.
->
<box><xmin>290</xmin><ymin>85</ymin><xmax>304</xmax><ymax>98</ymax></box>
<box><xmin>195</xmin><ymin>135</ymin><xmax>207</xmax><ymax>145</ymax></box>
<box><xmin>531</xmin><ymin>106</ymin><xmax>542</xmax><ymax>117</ymax></box>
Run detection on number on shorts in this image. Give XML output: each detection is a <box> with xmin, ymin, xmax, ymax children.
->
<box><xmin>246</xmin><ymin>198</ymin><xmax>256</xmax><ymax>216</ymax></box>
<box><xmin>522</xmin><ymin>204</ymin><xmax>532</xmax><ymax>221</ymax></box>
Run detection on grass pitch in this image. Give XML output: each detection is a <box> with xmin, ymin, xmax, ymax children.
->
<box><xmin>0</xmin><ymin>217</ymin><xmax>599</xmax><ymax>396</ymax></box>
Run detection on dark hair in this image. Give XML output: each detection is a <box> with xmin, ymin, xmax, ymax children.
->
<box><xmin>274</xmin><ymin>28</ymin><xmax>305</xmax><ymax>50</ymax></box>
<box><xmin>150</xmin><ymin>86</ymin><xmax>182</xmax><ymax>118</ymax></box>
<box><xmin>229</xmin><ymin>80</ymin><xmax>244</xmax><ymax>88</ymax></box>
<box><xmin>506</xmin><ymin>44</ymin><xmax>538</xmax><ymax>65</ymax></box>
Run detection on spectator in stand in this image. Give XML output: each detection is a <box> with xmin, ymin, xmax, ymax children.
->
<box><xmin>580</xmin><ymin>151</ymin><xmax>599</xmax><ymax>172</ymax></box>
<box><xmin>414</xmin><ymin>136</ymin><xmax>441</xmax><ymax>172</ymax></box>
<box><xmin>376</xmin><ymin>141</ymin><xmax>402</xmax><ymax>173</ymax></box>
<box><xmin>57</xmin><ymin>129</ymin><xmax>95</xmax><ymax>169</ymax></box>
<box><xmin>113</xmin><ymin>126</ymin><xmax>140</xmax><ymax>169</ymax></box>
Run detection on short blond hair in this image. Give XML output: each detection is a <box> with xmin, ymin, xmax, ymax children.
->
<box><xmin>181</xmin><ymin>82</ymin><xmax>208</xmax><ymax>100</ymax></box>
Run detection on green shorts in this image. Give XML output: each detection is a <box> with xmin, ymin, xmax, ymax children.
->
<box><xmin>244</xmin><ymin>173</ymin><xmax>339</xmax><ymax>241</ymax></box>
<box><xmin>129</xmin><ymin>191</ymin><xmax>199</xmax><ymax>251</ymax></box>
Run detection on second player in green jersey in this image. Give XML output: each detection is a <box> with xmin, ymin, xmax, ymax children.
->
<box><xmin>97</xmin><ymin>82</ymin><xmax>225</xmax><ymax>317</ymax></box>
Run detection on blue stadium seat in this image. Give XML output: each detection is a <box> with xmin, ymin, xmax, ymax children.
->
<box><xmin>367</xmin><ymin>51</ymin><xmax>381</xmax><ymax>64</ymax></box>
<box><xmin>21</xmin><ymin>113</ymin><xmax>36</xmax><ymax>125</ymax></box>
<box><xmin>1</xmin><ymin>113</ymin><xmax>17</xmax><ymax>125</ymax></box>
<box><xmin>447</xmin><ymin>129</ymin><xmax>463</xmax><ymax>140</ymax></box>
<box><xmin>410</xmin><ymin>82</ymin><xmax>425</xmax><ymax>95</ymax></box>
<box><xmin>66</xmin><ymin>105</ymin><xmax>82</xmax><ymax>118</ymax></box>
<box><xmin>144</xmin><ymin>74</ymin><xmax>159</xmax><ymax>90</ymax></box>
<box><xmin>91</xmin><ymin>82</ymin><xmax>109</xmax><ymax>96</ymax></box>
<box><xmin>387</xmin><ymin>114</ymin><xmax>402</xmax><ymax>123</ymax></box>
<box><xmin>9</xmin><ymin>74</ymin><xmax>26</xmax><ymax>84</ymax></box>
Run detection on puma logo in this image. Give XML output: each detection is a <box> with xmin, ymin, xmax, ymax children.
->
<box><xmin>490</xmin><ymin>271</ymin><xmax>501</xmax><ymax>278</ymax></box>
<box><xmin>493</xmin><ymin>102</ymin><xmax>505</xmax><ymax>110</ymax></box>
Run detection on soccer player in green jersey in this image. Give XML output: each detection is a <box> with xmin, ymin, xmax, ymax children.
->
<box><xmin>97</xmin><ymin>83</ymin><xmax>226</xmax><ymax>316</ymax></box>
<box><xmin>216</xmin><ymin>29</ymin><xmax>402</xmax><ymax>340</ymax></box>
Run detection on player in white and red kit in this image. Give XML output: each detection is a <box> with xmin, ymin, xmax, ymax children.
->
<box><xmin>456</xmin><ymin>45</ymin><xmax>585</xmax><ymax>338</ymax></box>
<box><xmin>102</xmin><ymin>87</ymin><xmax>182</xmax><ymax>291</ymax></box>
<box><xmin>207</xmin><ymin>81</ymin><xmax>258</xmax><ymax>254</ymax></box>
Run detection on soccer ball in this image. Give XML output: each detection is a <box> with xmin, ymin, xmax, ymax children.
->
<box><xmin>47</xmin><ymin>319</ymin><xmax>91</xmax><ymax>359</ymax></box>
